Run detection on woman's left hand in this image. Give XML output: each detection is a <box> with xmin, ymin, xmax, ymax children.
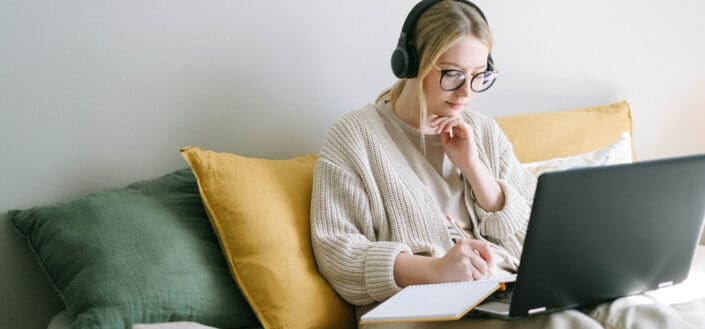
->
<box><xmin>430</xmin><ymin>115</ymin><xmax>479</xmax><ymax>171</ymax></box>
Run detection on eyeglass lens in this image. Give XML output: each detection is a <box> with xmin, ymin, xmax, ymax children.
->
<box><xmin>440</xmin><ymin>70</ymin><xmax>496</xmax><ymax>92</ymax></box>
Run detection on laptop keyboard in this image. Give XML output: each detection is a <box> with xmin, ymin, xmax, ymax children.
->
<box><xmin>487</xmin><ymin>287</ymin><xmax>514</xmax><ymax>304</ymax></box>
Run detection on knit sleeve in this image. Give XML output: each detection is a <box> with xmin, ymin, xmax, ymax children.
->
<box><xmin>310</xmin><ymin>152</ymin><xmax>411</xmax><ymax>305</ymax></box>
<box><xmin>474</xmin><ymin>121</ymin><xmax>537</xmax><ymax>260</ymax></box>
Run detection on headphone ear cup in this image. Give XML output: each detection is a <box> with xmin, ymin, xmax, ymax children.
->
<box><xmin>406</xmin><ymin>46</ymin><xmax>418</xmax><ymax>78</ymax></box>
<box><xmin>391</xmin><ymin>46</ymin><xmax>410</xmax><ymax>79</ymax></box>
<box><xmin>487</xmin><ymin>53</ymin><xmax>495</xmax><ymax>71</ymax></box>
<box><xmin>391</xmin><ymin>45</ymin><xmax>419</xmax><ymax>79</ymax></box>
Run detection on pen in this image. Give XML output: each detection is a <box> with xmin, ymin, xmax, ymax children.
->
<box><xmin>445</xmin><ymin>215</ymin><xmax>495</xmax><ymax>279</ymax></box>
<box><xmin>446</xmin><ymin>214</ymin><xmax>470</xmax><ymax>240</ymax></box>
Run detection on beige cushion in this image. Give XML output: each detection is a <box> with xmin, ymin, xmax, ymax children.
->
<box><xmin>496</xmin><ymin>101</ymin><xmax>634</xmax><ymax>163</ymax></box>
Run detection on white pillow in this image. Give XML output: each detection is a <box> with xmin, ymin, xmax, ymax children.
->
<box><xmin>522</xmin><ymin>132</ymin><xmax>633</xmax><ymax>177</ymax></box>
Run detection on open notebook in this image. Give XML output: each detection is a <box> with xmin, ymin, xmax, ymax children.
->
<box><xmin>360</xmin><ymin>275</ymin><xmax>515</xmax><ymax>324</ymax></box>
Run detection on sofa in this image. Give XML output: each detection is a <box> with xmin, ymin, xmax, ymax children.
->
<box><xmin>4</xmin><ymin>101</ymin><xmax>705</xmax><ymax>329</ymax></box>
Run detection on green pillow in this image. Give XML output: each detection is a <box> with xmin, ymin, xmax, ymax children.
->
<box><xmin>9</xmin><ymin>168</ymin><xmax>261</xmax><ymax>329</ymax></box>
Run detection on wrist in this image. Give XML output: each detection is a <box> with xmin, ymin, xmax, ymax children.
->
<box><xmin>394</xmin><ymin>252</ymin><xmax>437</xmax><ymax>287</ymax></box>
<box><xmin>459</xmin><ymin>154</ymin><xmax>483</xmax><ymax>179</ymax></box>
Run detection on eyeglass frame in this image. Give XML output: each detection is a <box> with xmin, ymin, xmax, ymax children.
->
<box><xmin>433</xmin><ymin>65</ymin><xmax>500</xmax><ymax>93</ymax></box>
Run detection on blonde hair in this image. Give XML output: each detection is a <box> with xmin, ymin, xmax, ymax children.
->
<box><xmin>376</xmin><ymin>0</ymin><xmax>493</xmax><ymax>128</ymax></box>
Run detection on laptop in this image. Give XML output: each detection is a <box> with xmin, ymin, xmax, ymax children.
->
<box><xmin>474</xmin><ymin>153</ymin><xmax>705</xmax><ymax>319</ymax></box>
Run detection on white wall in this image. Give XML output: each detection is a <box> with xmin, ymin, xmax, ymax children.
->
<box><xmin>476</xmin><ymin>0</ymin><xmax>705</xmax><ymax>159</ymax></box>
<box><xmin>2</xmin><ymin>1</ymin><xmax>705</xmax><ymax>328</ymax></box>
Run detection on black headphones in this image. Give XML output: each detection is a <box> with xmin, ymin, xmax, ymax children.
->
<box><xmin>391</xmin><ymin>0</ymin><xmax>494</xmax><ymax>79</ymax></box>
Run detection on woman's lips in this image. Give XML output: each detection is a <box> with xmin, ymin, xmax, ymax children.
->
<box><xmin>446</xmin><ymin>101</ymin><xmax>465</xmax><ymax>109</ymax></box>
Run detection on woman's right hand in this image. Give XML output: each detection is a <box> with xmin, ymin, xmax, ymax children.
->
<box><xmin>393</xmin><ymin>239</ymin><xmax>493</xmax><ymax>287</ymax></box>
<box><xmin>430</xmin><ymin>239</ymin><xmax>492</xmax><ymax>282</ymax></box>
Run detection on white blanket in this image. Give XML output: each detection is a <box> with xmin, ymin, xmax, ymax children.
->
<box><xmin>362</xmin><ymin>245</ymin><xmax>705</xmax><ymax>329</ymax></box>
<box><xmin>359</xmin><ymin>274</ymin><xmax>705</xmax><ymax>329</ymax></box>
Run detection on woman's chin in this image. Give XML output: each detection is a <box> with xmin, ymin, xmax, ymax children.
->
<box><xmin>428</xmin><ymin>102</ymin><xmax>467</xmax><ymax>119</ymax></box>
<box><xmin>433</xmin><ymin>103</ymin><xmax>465</xmax><ymax>116</ymax></box>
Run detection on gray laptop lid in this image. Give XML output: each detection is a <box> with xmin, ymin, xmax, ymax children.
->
<box><xmin>508</xmin><ymin>153</ymin><xmax>705</xmax><ymax>318</ymax></box>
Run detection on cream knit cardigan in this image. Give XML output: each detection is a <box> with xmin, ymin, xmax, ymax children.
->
<box><xmin>310</xmin><ymin>104</ymin><xmax>537</xmax><ymax>306</ymax></box>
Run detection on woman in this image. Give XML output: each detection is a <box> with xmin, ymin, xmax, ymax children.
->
<box><xmin>311</xmin><ymin>0</ymin><xmax>533</xmax><ymax>309</ymax></box>
<box><xmin>310</xmin><ymin>1</ymin><xmax>704</xmax><ymax>328</ymax></box>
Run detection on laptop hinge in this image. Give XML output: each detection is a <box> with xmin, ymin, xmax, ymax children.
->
<box><xmin>658</xmin><ymin>281</ymin><xmax>674</xmax><ymax>288</ymax></box>
<box><xmin>528</xmin><ymin>307</ymin><xmax>546</xmax><ymax>315</ymax></box>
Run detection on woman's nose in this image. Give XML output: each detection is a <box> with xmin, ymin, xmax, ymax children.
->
<box><xmin>454</xmin><ymin>80</ymin><xmax>474</xmax><ymax>97</ymax></box>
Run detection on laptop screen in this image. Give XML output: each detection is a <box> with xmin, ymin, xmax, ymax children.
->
<box><xmin>508</xmin><ymin>154</ymin><xmax>705</xmax><ymax>317</ymax></box>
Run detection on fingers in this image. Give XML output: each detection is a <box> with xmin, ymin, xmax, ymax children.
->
<box><xmin>466</xmin><ymin>251</ymin><xmax>488</xmax><ymax>280</ymax></box>
<box><xmin>430</xmin><ymin>116</ymin><xmax>466</xmax><ymax>138</ymax></box>
<box><xmin>468</xmin><ymin>239</ymin><xmax>493</xmax><ymax>266</ymax></box>
<box><xmin>430</xmin><ymin>116</ymin><xmax>458</xmax><ymax>135</ymax></box>
<box><xmin>451</xmin><ymin>240</ymin><xmax>491</xmax><ymax>280</ymax></box>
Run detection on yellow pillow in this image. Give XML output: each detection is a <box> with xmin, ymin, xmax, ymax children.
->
<box><xmin>180</xmin><ymin>147</ymin><xmax>356</xmax><ymax>329</ymax></box>
<box><xmin>496</xmin><ymin>101</ymin><xmax>634</xmax><ymax>163</ymax></box>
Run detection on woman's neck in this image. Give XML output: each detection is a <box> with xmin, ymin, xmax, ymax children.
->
<box><xmin>392</xmin><ymin>81</ymin><xmax>434</xmax><ymax>134</ymax></box>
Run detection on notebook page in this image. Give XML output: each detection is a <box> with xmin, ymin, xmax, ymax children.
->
<box><xmin>360</xmin><ymin>279</ymin><xmax>500</xmax><ymax>323</ymax></box>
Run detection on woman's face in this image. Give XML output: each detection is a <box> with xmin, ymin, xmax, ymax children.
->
<box><xmin>422</xmin><ymin>34</ymin><xmax>490</xmax><ymax>120</ymax></box>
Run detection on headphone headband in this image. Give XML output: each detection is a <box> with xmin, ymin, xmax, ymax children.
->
<box><xmin>391</xmin><ymin>0</ymin><xmax>493</xmax><ymax>79</ymax></box>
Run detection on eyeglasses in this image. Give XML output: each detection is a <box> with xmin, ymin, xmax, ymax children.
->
<box><xmin>434</xmin><ymin>66</ymin><xmax>499</xmax><ymax>93</ymax></box>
